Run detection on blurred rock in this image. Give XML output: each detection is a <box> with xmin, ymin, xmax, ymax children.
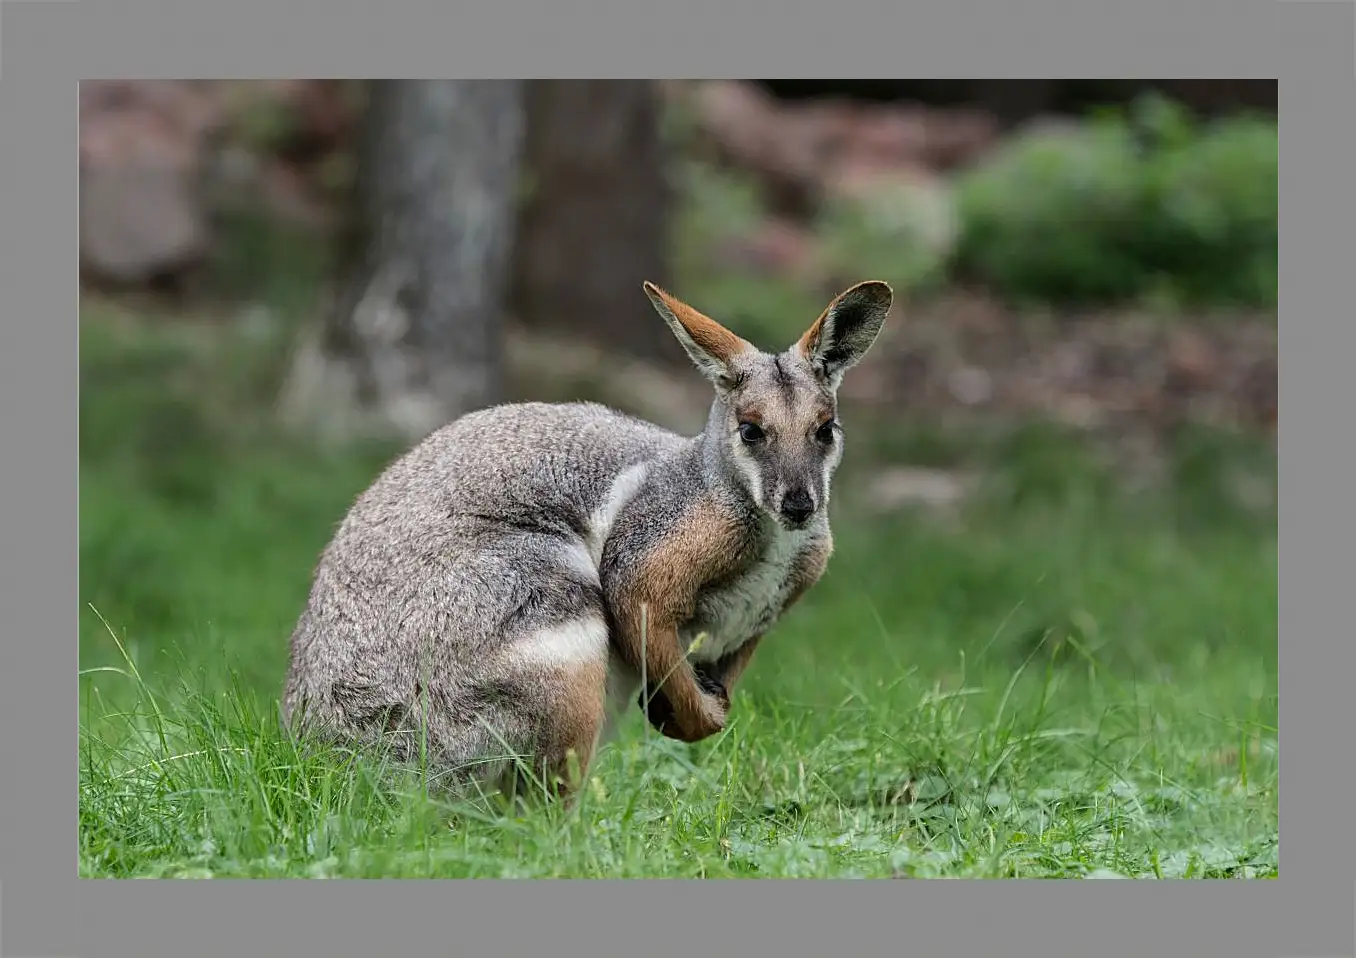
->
<box><xmin>1052</xmin><ymin>394</ymin><xmax>1103</xmax><ymax>429</ymax></box>
<box><xmin>946</xmin><ymin>365</ymin><xmax>993</xmax><ymax>407</ymax></box>
<box><xmin>1165</xmin><ymin>329</ymin><xmax>1220</xmax><ymax>393</ymax></box>
<box><xmin>850</xmin><ymin>105</ymin><xmax>929</xmax><ymax>167</ymax></box>
<box><xmin>919</xmin><ymin>108</ymin><xmax>1000</xmax><ymax>170</ymax></box>
<box><xmin>79</xmin><ymin>81</ymin><xmax>223</xmax><ymax>284</ymax></box>
<box><xmin>80</xmin><ymin>80</ymin><xmax>223</xmax><ymax>144</ymax></box>
<box><xmin>686</xmin><ymin>82</ymin><xmax>816</xmax><ymax>211</ymax></box>
<box><xmin>1241</xmin><ymin>355</ymin><xmax>1277</xmax><ymax>433</ymax></box>
<box><xmin>685</xmin><ymin>80</ymin><xmax>999</xmax><ymax>219</ymax></box>
<box><xmin>690</xmin><ymin>81</ymin><xmax>778</xmax><ymax>161</ymax></box>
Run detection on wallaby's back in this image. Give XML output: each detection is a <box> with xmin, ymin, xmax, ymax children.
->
<box><xmin>283</xmin><ymin>400</ymin><xmax>687</xmax><ymax>792</ymax></box>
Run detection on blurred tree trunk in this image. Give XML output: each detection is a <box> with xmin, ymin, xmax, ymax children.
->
<box><xmin>283</xmin><ymin>80</ymin><xmax>524</xmax><ymax>443</ymax></box>
<box><xmin>510</xmin><ymin>80</ymin><xmax>674</xmax><ymax>362</ymax></box>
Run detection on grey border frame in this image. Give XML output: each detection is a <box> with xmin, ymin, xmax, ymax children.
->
<box><xmin>4</xmin><ymin>0</ymin><xmax>1345</xmax><ymax>955</ymax></box>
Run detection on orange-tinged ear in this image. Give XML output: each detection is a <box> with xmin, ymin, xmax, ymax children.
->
<box><xmin>643</xmin><ymin>281</ymin><xmax>754</xmax><ymax>388</ymax></box>
<box><xmin>797</xmin><ymin>280</ymin><xmax>893</xmax><ymax>388</ymax></box>
<box><xmin>796</xmin><ymin>311</ymin><xmax>827</xmax><ymax>359</ymax></box>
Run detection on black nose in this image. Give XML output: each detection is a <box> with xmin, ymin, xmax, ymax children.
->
<box><xmin>780</xmin><ymin>489</ymin><xmax>815</xmax><ymax>524</ymax></box>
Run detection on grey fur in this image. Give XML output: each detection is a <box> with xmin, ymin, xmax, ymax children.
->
<box><xmin>283</xmin><ymin>401</ymin><xmax>680</xmax><ymax>792</ymax></box>
<box><xmin>283</xmin><ymin>282</ymin><xmax>892</xmax><ymax>796</ymax></box>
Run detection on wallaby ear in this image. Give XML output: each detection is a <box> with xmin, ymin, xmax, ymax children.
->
<box><xmin>796</xmin><ymin>280</ymin><xmax>893</xmax><ymax>389</ymax></box>
<box><xmin>643</xmin><ymin>281</ymin><xmax>754</xmax><ymax>390</ymax></box>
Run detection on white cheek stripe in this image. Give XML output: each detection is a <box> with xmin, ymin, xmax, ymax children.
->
<box><xmin>737</xmin><ymin>454</ymin><xmax>764</xmax><ymax>507</ymax></box>
<box><xmin>822</xmin><ymin>443</ymin><xmax>843</xmax><ymax>503</ymax></box>
<box><xmin>727</xmin><ymin>433</ymin><xmax>764</xmax><ymax>506</ymax></box>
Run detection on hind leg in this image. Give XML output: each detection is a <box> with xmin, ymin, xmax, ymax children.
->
<box><xmin>403</xmin><ymin>619</ymin><xmax>613</xmax><ymax>807</ymax></box>
<box><xmin>492</xmin><ymin>612</ymin><xmax>611</xmax><ymax>804</ymax></box>
<box><xmin>539</xmin><ymin>657</ymin><xmax>609</xmax><ymax>801</ymax></box>
<box><xmin>295</xmin><ymin>526</ymin><xmax>616</xmax><ymax>805</ymax></box>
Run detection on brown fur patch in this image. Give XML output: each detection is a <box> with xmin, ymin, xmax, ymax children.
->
<box><xmin>706</xmin><ymin>634</ymin><xmax>764</xmax><ymax>695</ymax></box>
<box><xmin>537</xmin><ymin>657</ymin><xmax>608</xmax><ymax>798</ymax></box>
<box><xmin>796</xmin><ymin>308</ymin><xmax>829</xmax><ymax>361</ymax></box>
<box><xmin>610</xmin><ymin>495</ymin><xmax>756</xmax><ymax>742</ymax></box>
<box><xmin>644</xmin><ymin>282</ymin><xmax>753</xmax><ymax>368</ymax></box>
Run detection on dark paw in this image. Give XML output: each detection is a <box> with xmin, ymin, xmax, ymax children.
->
<box><xmin>693</xmin><ymin>666</ymin><xmax>730</xmax><ymax>707</ymax></box>
<box><xmin>637</xmin><ymin>668</ymin><xmax>729</xmax><ymax>734</ymax></box>
<box><xmin>638</xmin><ymin>685</ymin><xmax>677</xmax><ymax>732</ymax></box>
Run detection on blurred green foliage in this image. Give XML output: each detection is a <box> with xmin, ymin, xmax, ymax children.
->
<box><xmin>816</xmin><ymin>175</ymin><xmax>958</xmax><ymax>297</ymax></box>
<box><xmin>953</xmin><ymin>96</ymin><xmax>1277</xmax><ymax>311</ymax></box>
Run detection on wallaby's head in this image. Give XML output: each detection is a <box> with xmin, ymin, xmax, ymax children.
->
<box><xmin>643</xmin><ymin>280</ymin><xmax>893</xmax><ymax>531</ymax></box>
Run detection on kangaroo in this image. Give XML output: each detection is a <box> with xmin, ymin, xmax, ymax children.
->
<box><xmin>283</xmin><ymin>279</ymin><xmax>893</xmax><ymax>800</ymax></box>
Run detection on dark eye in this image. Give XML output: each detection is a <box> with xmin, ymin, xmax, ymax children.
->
<box><xmin>738</xmin><ymin>422</ymin><xmax>765</xmax><ymax>444</ymax></box>
<box><xmin>815</xmin><ymin>421</ymin><xmax>837</xmax><ymax>444</ymax></box>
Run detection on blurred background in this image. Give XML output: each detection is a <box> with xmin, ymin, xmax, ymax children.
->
<box><xmin>78</xmin><ymin>78</ymin><xmax>1277</xmax><ymax>722</ymax></box>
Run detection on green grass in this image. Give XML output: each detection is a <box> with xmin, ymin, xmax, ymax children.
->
<box><xmin>78</xmin><ymin>302</ymin><xmax>1277</xmax><ymax>879</ymax></box>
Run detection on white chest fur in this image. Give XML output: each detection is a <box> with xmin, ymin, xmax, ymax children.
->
<box><xmin>682</xmin><ymin>526</ymin><xmax>814</xmax><ymax>663</ymax></box>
